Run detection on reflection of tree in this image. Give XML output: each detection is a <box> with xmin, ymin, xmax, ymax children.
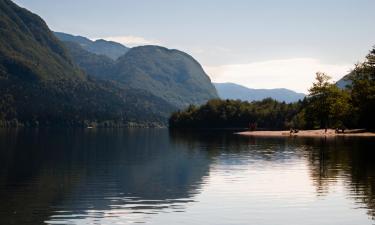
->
<box><xmin>172</xmin><ymin>132</ymin><xmax>375</xmax><ymax>219</ymax></box>
<box><xmin>0</xmin><ymin>129</ymin><xmax>211</xmax><ymax>224</ymax></box>
<box><xmin>301</xmin><ymin>138</ymin><xmax>341</xmax><ymax>195</ymax></box>
<box><xmin>302</xmin><ymin>137</ymin><xmax>375</xmax><ymax>218</ymax></box>
<box><xmin>170</xmin><ymin>130</ymin><xmax>307</xmax><ymax>162</ymax></box>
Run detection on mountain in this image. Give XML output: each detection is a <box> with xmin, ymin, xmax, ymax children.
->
<box><xmin>62</xmin><ymin>41</ymin><xmax>115</xmax><ymax>78</ymax></box>
<box><xmin>0</xmin><ymin>0</ymin><xmax>175</xmax><ymax>127</ymax></box>
<box><xmin>0</xmin><ymin>1</ymin><xmax>82</xmax><ymax>81</ymax></box>
<box><xmin>54</xmin><ymin>32</ymin><xmax>129</xmax><ymax>60</ymax></box>
<box><xmin>59</xmin><ymin>37</ymin><xmax>219</xmax><ymax>109</ymax></box>
<box><xmin>111</xmin><ymin>46</ymin><xmax>218</xmax><ymax>108</ymax></box>
<box><xmin>336</xmin><ymin>72</ymin><xmax>354</xmax><ymax>89</ymax></box>
<box><xmin>214</xmin><ymin>83</ymin><xmax>305</xmax><ymax>103</ymax></box>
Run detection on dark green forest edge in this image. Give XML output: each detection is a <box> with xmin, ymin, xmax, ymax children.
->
<box><xmin>169</xmin><ymin>47</ymin><xmax>375</xmax><ymax>131</ymax></box>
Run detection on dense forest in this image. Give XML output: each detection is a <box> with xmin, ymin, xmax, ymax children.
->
<box><xmin>169</xmin><ymin>98</ymin><xmax>302</xmax><ymax>129</ymax></box>
<box><xmin>169</xmin><ymin>47</ymin><xmax>375</xmax><ymax>131</ymax></box>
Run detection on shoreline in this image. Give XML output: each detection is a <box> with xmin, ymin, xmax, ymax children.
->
<box><xmin>237</xmin><ymin>129</ymin><xmax>375</xmax><ymax>137</ymax></box>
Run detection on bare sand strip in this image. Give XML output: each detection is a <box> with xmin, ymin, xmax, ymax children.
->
<box><xmin>237</xmin><ymin>129</ymin><xmax>375</xmax><ymax>137</ymax></box>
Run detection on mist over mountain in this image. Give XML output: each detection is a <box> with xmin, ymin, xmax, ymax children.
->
<box><xmin>54</xmin><ymin>32</ymin><xmax>129</xmax><ymax>60</ymax></box>
<box><xmin>214</xmin><ymin>83</ymin><xmax>305</xmax><ymax>103</ymax></box>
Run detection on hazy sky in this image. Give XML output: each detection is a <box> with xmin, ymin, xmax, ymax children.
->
<box><xmin>14</xmin><ymin>0</ymin><xmax>375</xmax><ymax>93</ymax></box>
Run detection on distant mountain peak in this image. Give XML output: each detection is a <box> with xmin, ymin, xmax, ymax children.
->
<box><xmin>54</xmin><ymin>32</ymin><xmax>129</xmax><ymax>60</ymax></box>
<box><xmin>214</xmin><ymin>82</ymin><xmax>305</xmax><ymax>103</ymax></box>
<box><xmin>54</xmin><ymin>31</ymin><xmax>92</xmax><ymax>46</ymax></box>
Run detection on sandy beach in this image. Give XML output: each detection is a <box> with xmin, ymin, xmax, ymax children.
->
<box><xmin>237</xmin><ymin>129</ymin><xmax>375</xmax><ymax>137</ymax></box>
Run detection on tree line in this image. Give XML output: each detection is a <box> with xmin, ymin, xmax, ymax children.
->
<box><xmin>169</xmin><ymin>47</ymin><xmax>375</xmax><ymax>131</ymax></box>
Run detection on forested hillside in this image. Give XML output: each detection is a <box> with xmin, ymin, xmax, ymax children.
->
<box><xmin>58</xmin><ymin>36</ymin><xmax>219</xmax><ymax>109</ymax></box>
<box><xmin>0</xmin><ymin>0</ymin><xmax>176</xmax><ymax>127</ymax></box>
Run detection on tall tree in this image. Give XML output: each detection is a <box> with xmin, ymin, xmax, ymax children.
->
<box><xmin>350</xmin><ymin>47</ymin><xmax>375</xmax><ymax>130</ymax></box>
<box><xmin>306</xmin><ymin>72</ymin><xmax>333</xmax><ymax>128</ymax></box>
<box><xmin>306</xmin><ymin>72</ymin><xmax>351</xmax><ymax>129</ymax></box>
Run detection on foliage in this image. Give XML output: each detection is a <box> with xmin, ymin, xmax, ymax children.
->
<box><xmin>350</xmin><ymin>47</ymin><xmax>375</xmax><ymax>130</ymax></box>
<box><xmin>304</xmin><ymin>72</ymin><xmax>351</xmax><ymax>129</ymax></box>
<box><xmin>169</xmin><ymin>98</ymin><xmax>302</xmax><ymax>129</ymax></box>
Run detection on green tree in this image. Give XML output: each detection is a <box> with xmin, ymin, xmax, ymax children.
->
<box><xmin>306</xmin><ymin>72</ymin><xmax>333</xmax><ymax>128</ymax></box>
<box><xmin>306</xmin><ymin>72</ymin><xmax>351</xmax><ymax>129</ymax></box>
<box><xmin>327</xmin><ymin>87</ymin><xmax>351</xmax><ymax>128</ymax></box>
<box><xmin>350</xmin><ymin>47</ymin><xmax>375</xmax><ymax>130</ymax></box>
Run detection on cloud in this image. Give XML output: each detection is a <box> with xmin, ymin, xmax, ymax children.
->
<box><xmin>204</xmin><ymin>58</ymin><xmax>353</xmax><ymax>93</ymax></box>
<box><xmin>98</xmin><ymin>35</ymin><xmax>161</xmax><ymax>47</ymax></box>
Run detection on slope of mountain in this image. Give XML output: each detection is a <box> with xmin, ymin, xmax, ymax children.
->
<box><xmin>54</xmin><ymin>32</ymin><xmax>129</xmax><ymax>60</ymax></box>
<box><xmin>336</xmin><ymin>72</ymin><xmax>354</xmax><ymax>89</ymax></box>
<box><xmin>0</xmin><ymin>0</ymin><xmax>175</xmax><ymax>127</ymax></box>
<box><xmin>0</xmin><ymin>1</ymin><xmax>83</xmax><ymax>81</ymax></box>
<box><xmin>59</xmin><ymin>38</ymin><xmax>219</xmax><ymax>109</ymax></box>
<box><xmin>214</xmin><ymin>83</ymin><xmax>305</xmax><ymax>103</ymax></box>
<box><xmin>112</xmin><ymin>46</ymin><xmax>219</xmax><ymax>108</ymax></box>
<box><xmin>62</xmin><ymin>41</ymin><xmax>115</xmax><ymax>78</ymax></box>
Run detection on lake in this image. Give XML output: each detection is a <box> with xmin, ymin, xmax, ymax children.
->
<box><xmin>0</xmin><ymin>129</ymin><xmax>374</xmax><ymax>225</ymax></box>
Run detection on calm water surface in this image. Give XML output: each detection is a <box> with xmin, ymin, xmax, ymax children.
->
<box><xmin>0</xmin><ymin>129</ymin><xmax>374</xmax><ymax>225</ymax></box>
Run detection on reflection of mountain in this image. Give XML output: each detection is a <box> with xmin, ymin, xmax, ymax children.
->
<box><xmin>0</xmin><ymin>129</ymin><xmax>211</xmax><ymax>224</ymax></box>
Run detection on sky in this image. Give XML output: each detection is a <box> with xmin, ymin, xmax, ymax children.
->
<box><xmin>14</xmin><ymin>0</ymin><xmax>375</xmax><ymax>93</ymax></box>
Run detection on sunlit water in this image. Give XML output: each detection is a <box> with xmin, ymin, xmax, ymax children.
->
<box><xmin>0</xmin><ymin>129</ymin><xmax>374</xmax><ymax>225</ymax></box>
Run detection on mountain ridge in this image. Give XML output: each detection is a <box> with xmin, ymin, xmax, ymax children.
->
<box><xmin>54</xmin><ymin>32</ymin><xmax>130</xmax><ymax>60</ymax></box>
<box><xmin>214</xmin><ymin>82</ymin><xmax>305</xmax><ymax>103</ymax></box>
<box><xmin>57</xmin><ymin>35</ymin><xmax>219</xmax><ymax>109</ymax></box>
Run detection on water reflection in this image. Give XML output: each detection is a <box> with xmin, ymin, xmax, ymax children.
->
<box><xmin>302</xmin><ymin>137</ymin><xmax>375</xmax><ymax>218</ymax></box>
<box><xmin>171</xmin><ymin>131</ymin><xmax>375</xmax><ymax>219</ymax></box>
<box><xmin>0</xmin><ymin>129</ymin><xmax>211</xmax><ymax>224</ymax></box>
<box><xmin>0</xmin><ymin>129</ymin><xmax>374</xmax><ymax>224</ymax></box>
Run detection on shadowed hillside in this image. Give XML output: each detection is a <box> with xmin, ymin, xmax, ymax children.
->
<box><xmin>0</xmin><ymin>0</ymin><xmax>176</xmax><ymax>127</ymax></box>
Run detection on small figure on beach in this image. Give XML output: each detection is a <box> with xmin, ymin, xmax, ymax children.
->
<box><xmin>249</xmin><ymin>122</ymin><xmax>257</xmax><ymax>131</ymax></box>
<box><xmin>335</xmin><ymin>127</ymin><xmax>346</xmax><ymax>134</ymax></box>
<box><xmin>289</xmin><ymin>128</ymin><xmax>299</xmax><ymax>135</ymax></box>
